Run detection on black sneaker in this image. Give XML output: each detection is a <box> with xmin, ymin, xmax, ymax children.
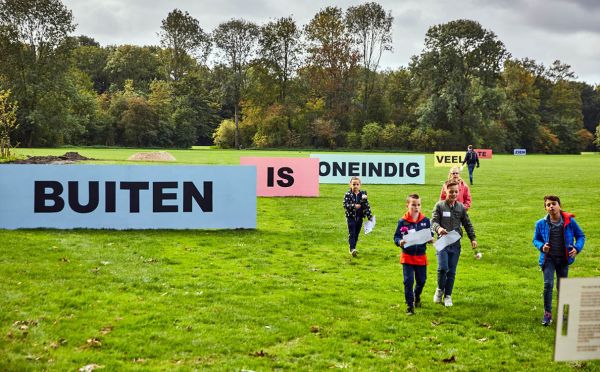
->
<box><xmin>414</xmin><ymin>298</ymin><xmax>422</xmax><ymax>308</ymax></box>
<box><xmin>350</xmin><ymin>249</ymin><xmax>357</xmax><ymax>257</ymax></box>
<box><xmin>406</xmin><ymin>306</ymin><xmax>415</xmax><ymax>315</ymax></box>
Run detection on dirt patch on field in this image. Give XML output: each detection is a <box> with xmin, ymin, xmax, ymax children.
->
<box><xmin>10</xmin><ymin>152</ymin><xmax>94</xmax><ymax>164</ymax></box>
<box><xmin>128</xmin><ymin>151</ymin><xmax>176</xmax><ymax>161</ymax></box>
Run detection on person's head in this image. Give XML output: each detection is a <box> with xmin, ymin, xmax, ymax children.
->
<box><xmin>447</xmin><ymin>166</ymin><xmax>462</xmax><ymax>182</ymax></box>
<box><xmin>349</xmin><ymin>177</ymin><xmax>361</xmax><ymax>193</ymax></box>
<box><xmin>445</xmin><ymin>180</ymin><xmax>459</xmax><ymax>203</ymax></box>
<box><xmin>467</xmin><ymin>145</ymin><xmax>473</xmax><ymax>151</ymax></box>
<box><xmin>406</xmin><ymin>193</ymin><xmax>421</xmax><ymax>215</ymax></box>
<box><xmin>544</xmin><ymin>195</ymin><xmax>561</xmax><ymax>217</ymax></box>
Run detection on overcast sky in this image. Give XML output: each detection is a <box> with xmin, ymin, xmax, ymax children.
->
<box><xmin>62</xmin><ymin>0</ymin><xmax>600</xmax><ymax>85</ymax></box>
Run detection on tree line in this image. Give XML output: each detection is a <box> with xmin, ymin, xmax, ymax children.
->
<box><xmin>1</xmin><ymin>0</ymin><xmax>599</xmax><ymax>153</ymax></box>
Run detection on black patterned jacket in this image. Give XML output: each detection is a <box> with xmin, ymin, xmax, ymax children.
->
<box><xmin>343</xmin><ymin>189</ymin><xmax>373</xmax><ymax>220</ymax></box>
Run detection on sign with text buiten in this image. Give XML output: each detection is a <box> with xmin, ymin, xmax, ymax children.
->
<box><xmin>310</xmin><ymin>154</ymin><xmax>424</xmax><ymax>184</ymax></box>
<box><xmin>0</xmin><ymin>165</ymin><xmax>256</xmax><ymax>229</ymax></box>
<box><xmin>240</xmin><ymin>157</ymin><xmax>319</xmax><ymax>197</ymax></box>
<box><xmin>433</xmin><ymin>152</ymin><xmax>464</xmax><ymax>167</ymax></box>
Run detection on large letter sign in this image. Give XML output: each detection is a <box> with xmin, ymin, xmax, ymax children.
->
<box><xmin>474</xmin><ymin>149</ymin><xmax>493</xmax><ymax>159</ymax></box>
<box><xmin>433</xmin><ymin>152</ymin><xmax>464</xmax><ymax>167</ymax></box>
<box><xmin>240</xmin><ymin>157</ymin><xmax>319</xmax><ymax>197</ymax></box>
<box><xmin>310</xmin><ymin>154</ymin><xmax>424</xmax><ymax>184</ymax></box>
<box><xmin>0</xmin><ymin>165</ymin><xmax>256</xmax><ymax>229</ymax></box>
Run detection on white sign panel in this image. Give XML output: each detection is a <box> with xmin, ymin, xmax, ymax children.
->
<box><xmin>555</xmin><ymin>277</ymin><xmax>600</xmax><ymax>361</ymax></box>
<box><xmin>514</xmin><ymin>149</ymin><xmax>527</xmax><ymax>155</ymax></box>
<box><xmin>310</xmin><ymin>154</ymin><xmax>425</xmax><ymax>184</ymax></box>
<box><xmin>0</xmin><ymin>165</ymin><xmax>256</xmax><ymax>229</ymax></box>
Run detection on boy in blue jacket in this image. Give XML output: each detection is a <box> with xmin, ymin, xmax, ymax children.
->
<box><xmin>533</xmin><ymin>195</ymin><xmax>585</xmax><ymax>326</ymax></box>
<box><xmin>394</xmin><ymin>194</ymin><xmax>433</xmax><ymax>315</ymax></box>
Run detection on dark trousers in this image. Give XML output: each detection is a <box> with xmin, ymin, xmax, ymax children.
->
<box><xmin>542</xmin><ymin>256</ymin><xmax>569</xmax><ymax>313</ymax></box>
<box><xmin>403</xmin><ymin>264</ymin><xmax>427</xmax><ymax>306</ymax></box>
<box><xmin>467</xmin><ymin>164</ymin><xmax>476</xmax><ymax>184</ymax></box>
<box><xmin>347</xmin><ymin>217</ymin><xmax>363</xmax><ymax>251</ymax></box>
<box><xmin>436</xmin><ymin>241</ymin><xmax>461</xmax><ymax>296</ymax></box>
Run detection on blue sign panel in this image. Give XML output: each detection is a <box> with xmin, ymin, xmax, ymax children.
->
<box><xmin>0</xmin><ymin>165</ymin><xmax>256</xmax><ymax>229</ymax></box>
<box><xmin>310</xmin><ymin>154</ymin><xmax>425</xmax><ymax>184</ymax></box>
<box><xmin>514</xmin><ymin>149</ymin><xmax>527</xmax><ymax>155</ymax></box>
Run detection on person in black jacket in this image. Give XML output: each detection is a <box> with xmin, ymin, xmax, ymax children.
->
<box><xmin>343</xmin><ymin>177</ymin><xmax>373</xmax><ymax>257</ymax></box>
<box><xmin>461</xmin><ymin>145</ymin><xmax>479</xmax><ymax>185</ymax></box>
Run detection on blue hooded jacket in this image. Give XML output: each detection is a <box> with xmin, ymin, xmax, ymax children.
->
<box><xmin>533</xmin><ymin>211</ymin><xmax>585</xmax><ymax>267</ymax></box>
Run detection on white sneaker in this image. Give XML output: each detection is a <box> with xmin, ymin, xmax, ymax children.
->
<box><xmin>444</xmin><ymin>295</ymin><xmax>453</xmax><ymax>307</ymax></box>
<box><xmin>433</xmin><ymin>288</ymin><xmax>443</xmax><ymax>303</ymax></box>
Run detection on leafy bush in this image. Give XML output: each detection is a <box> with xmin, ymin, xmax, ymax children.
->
<box><xmin>361</xmin><ymin>122</ymin><xmax>382</xmax><ymax>149</ymax></box>
<box><xmin>212</xmin><ymin>119</ymin><xmax>236</xmax><ymax>148</ymax></box>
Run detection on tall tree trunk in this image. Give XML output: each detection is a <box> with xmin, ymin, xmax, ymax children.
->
<box><xmin>234</xmin><ymin>103</ymin><xmax>240</xmax><ymax>149</ymax></box>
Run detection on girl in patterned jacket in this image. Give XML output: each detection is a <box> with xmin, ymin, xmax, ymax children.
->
<box><xmin>343</xmin><ymin>177</ymin><xmax>373</xmax><ymax>257</ymax></box>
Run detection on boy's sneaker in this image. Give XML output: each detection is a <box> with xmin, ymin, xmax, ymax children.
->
<box><xmin>414</xmin><ymin>297</ymin><xmax>422</xmax><ymax>308</ymax></box>
<box><xmin>433</xmin><ymin>288</ymin><xmax>443</xmax><ymax>303</ymax></box>
<box><xmin>350</xmin><ymin>249</ymin><xmax>357</xmax><ymax>257</ymax></box>
<box><xmin>406</xmin><ymin>306</ymin><xmax>414</xmax><ymax>315</ymax></box>
<box><xmin>542</xmin><ymin>311</ymin><xmax>552</xmax><ymax>326</ymax></box>
<box><xmin>444</xmin><ymin>295</ymin><xmax>453</xmax><ymax>307</ymax></box>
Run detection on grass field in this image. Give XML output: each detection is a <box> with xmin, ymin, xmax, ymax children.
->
<box><xmin>1</xmin><ymin>148</ymin><xmax>599</xmax><ymax>370</ymax></box>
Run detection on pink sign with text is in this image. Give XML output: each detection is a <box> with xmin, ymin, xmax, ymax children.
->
<box><xmin>240</xmin><ymin>157</ymin><xmax>320</xmax><ymax>197</ymax></box>
<box><xmin>474</xmin><ymin>149</ymin><xmax>493</xmax><ymax>159</ymax></box>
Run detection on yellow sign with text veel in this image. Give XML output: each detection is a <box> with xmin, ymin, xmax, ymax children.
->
<box><xmin>434</xmin><ymin>152</ymin><xmax>465</xmax><ymax>167</ymax></box>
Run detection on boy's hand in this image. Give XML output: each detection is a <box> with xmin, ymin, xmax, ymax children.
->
<box><xmin>569</xmin><ymin>247</ymin><xmax>577</xmax><ymax>258</ymax></box>
<box><xmin>471</xmin><ymin>240</ymin><xmax>478</xmax><ymax>249</ymax></box>
<box><xmin>399</xmin><ymin>240</ymin><xmax>405</xmax><ymax>248</ymax></box>
<box><xmin>437</xmin><ymin>227</ymin><xmax>448</xmax><ymax>236</ymax></box>
<box><xmin>354</xmin><ymin>204</ymin><xmax>361</xmax><ymax>209</ymax></box>
<box><xmin>542</xmin><ymin>243</ymin><xmax>550</xmax><ymax>253</ymax></box>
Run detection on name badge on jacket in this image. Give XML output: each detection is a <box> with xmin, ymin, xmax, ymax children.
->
<box><xmin>443</xmin><ymin>211</ymin><xmax>451</xmax><ymax>217</ymax></box>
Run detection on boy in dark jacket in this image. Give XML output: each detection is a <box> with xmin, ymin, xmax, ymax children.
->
<box><xmin>343</xmin><ymin>177</ymin><xmax>373</xmax><ymax>257</ymax></box>
<box><xmin>431</xmin><ymin>181</ymin><xmax>477</xmax><ymax>307</ymax></box>
<box><xmin>394</xmin><ymin>194</ymin><xmax>433</xmax><ymax>314</ymax></box>
<box><xmin>461</xmin><ymin>145</ymin><xmax>479</xmax><ymax>185</ymax></box>
<box><xmin>533</xmin><ymin>195</ymin><xmax>585</xmax><ymax>326</ymax></box>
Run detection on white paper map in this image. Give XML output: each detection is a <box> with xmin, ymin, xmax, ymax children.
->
<box><xmin>403</xmin><ymin>228</ymin><xmax>433</xmax><ymax>247</ymax></box>
<box><xmin>434</xmin><ymin>230</ymin><xmax>461</xmax><ymax>252</ymax></box>
<box><xmin>364</xmin><ymin>216</ymin><xmax>376</xmax><ymax>234</ymax></box>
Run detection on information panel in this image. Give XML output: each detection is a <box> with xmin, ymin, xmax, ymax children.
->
<box><xmin>474</xmin><ymin>149</ymin><xmax>493</xmax><ymax>159</ymax></box>
<box><xmin>240</xmin><ymin>157</ymin><xmax>319</xmax><ymax>197</ymax></box>
<box><xmin>433</xmin><ymin>152</ymin><xmax>464</xmax><ymax>167</ymax></box>
<box><xmin>310</xmin><ymin>154</ymin><xmax>424</xmax><ymax>184</ymax></box>
<box><xmin>0</xmin><ymin>165</ymin><xmax>256</xmax><ymax>229</ymax></box>
<box><xmin>555</xmin><ymin>277</ymin><xmax>600</xmax><ymax>361</ymax></box>
<box><xmin>514</xmin><ymin>149</ymin><xmax>527</xmax><ymax>155</ymax></box>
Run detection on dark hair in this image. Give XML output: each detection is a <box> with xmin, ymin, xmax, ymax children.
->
<box><xmin>445</xmin><ymin>180</ymin><xmax>459</xmax><ymax>189</ymax></box>
<box><xmin>544</xmin><ymin>195</ymin><xmax>561</xmax><ymax>207</ymax></box>
<box><xmin>406</xmin><ymin>193</ymin><xmax>420</xmax><ymax>202</ymax></box>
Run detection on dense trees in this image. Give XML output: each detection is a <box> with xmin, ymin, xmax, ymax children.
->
<box><xmin>0</xmin><ymin>1</ymin><xmax>598</xmax><ymax>152</ymax></box>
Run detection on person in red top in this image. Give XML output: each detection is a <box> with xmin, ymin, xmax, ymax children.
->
<box><xmin>393</xmin><ymin>194</ymin><xmax>433</xmax><ymax>315</ymax></box>
<box><xmin>439</xmin><ymin>166</ymin><xmax>472</xmax><ymax>210</ymax></box>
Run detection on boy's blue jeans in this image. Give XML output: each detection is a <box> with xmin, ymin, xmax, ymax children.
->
<box><xmin>403</xmin><ymin>264</ymin><xmax>427</xmax><ymax>306</ymax></box>
<box><xmin>346</xmin><ymin>217</ymin><xmax>363</xmax><ymax>251</ymax></box>
<box><xmin>467</xmin><ymin>164</ymin><xmax>476</xmax><ymax>183</ymax></box>
<box><xmin>542</xmin><ymin>256</ymin><xmax>569</xmax><ymax>313</ymax></box>
<box><xmin>437</xmin><ymin>241</ymin><xmax>461</xmax><ymax>296</ymax></box>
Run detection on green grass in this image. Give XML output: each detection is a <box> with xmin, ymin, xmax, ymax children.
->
<box><xmin>1</xmin><ymin>148</ymin><xmax>599</xmax><ymax>370</ymax></box>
